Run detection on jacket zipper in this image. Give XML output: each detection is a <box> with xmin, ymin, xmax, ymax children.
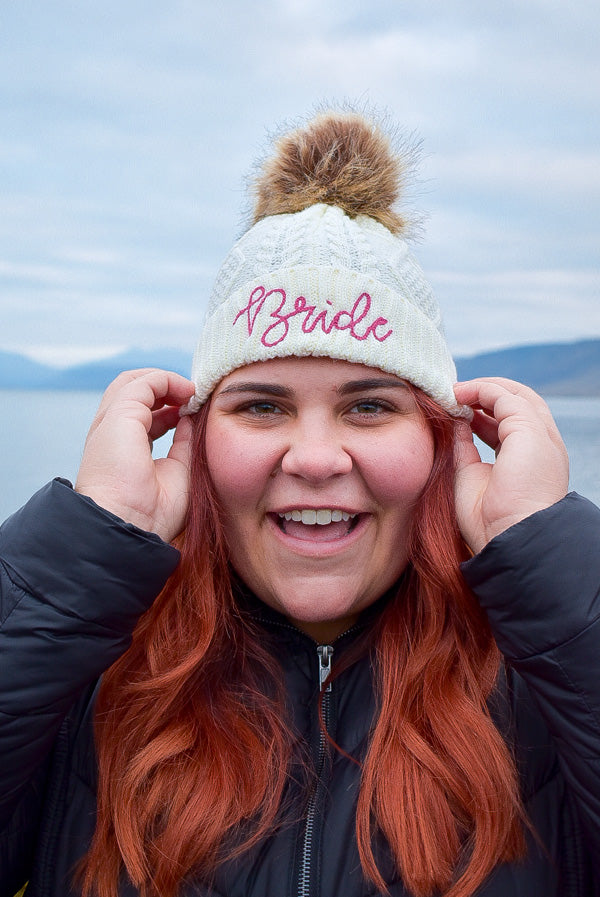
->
<box><xmin>297</xmin><ymin>644</ymin><xmax>334</xmax><ymax>897</ymax></box>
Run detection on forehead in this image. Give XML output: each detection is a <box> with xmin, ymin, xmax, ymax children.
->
<box><xmin>215</xmin><ymin>356</ymin><xmax>407</xmax><ymax>390</ymax></box>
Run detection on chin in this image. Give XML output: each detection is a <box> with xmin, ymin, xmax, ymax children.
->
<box><xmin>270</xmin><ymin>581</ymin><xmax>366</xmax><ymax>624</ymax></box>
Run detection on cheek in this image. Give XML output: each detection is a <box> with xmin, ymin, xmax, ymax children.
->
<box><xmin>205</xmin><ymin>424</ymin><xmax>247</xmax><ymax>506</ymax></box>
<box><xmin>205</xmin><ymin>419</ymin><xmax>275</xmax><ymax>510</ymax></box>
<box><xmin>367</xmin><ymin>428</ymin><xmax>435</xmax><ymax>506</ymax></box>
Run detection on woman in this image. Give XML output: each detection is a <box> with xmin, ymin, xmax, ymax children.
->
<box><xmin>1</xmin><ymin>111</ymin><xmax>599</xmax><ymax>897</ymax></box>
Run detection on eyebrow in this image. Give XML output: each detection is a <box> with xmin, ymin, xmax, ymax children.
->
<box><xmin>217</xmin><ymin>383</ymin><xmax>293</xmax><ymax>397</ymax></box>
<box><xmin>217</xmin><ymin>377</ymin><xmax>409</xmax><ymax>398</ymax></box>
<box><xmin>337</xmin><ymin>378</ymin><xmax>410</xmax><ymax>395</ymax></box>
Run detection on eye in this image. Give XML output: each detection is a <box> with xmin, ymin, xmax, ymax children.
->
<box><xmin>349</xmin><ymin>398</ymin><xmax>393</xmax><ymax>417</ymax></box>
<box><xmin>243</xmin><ymin>401</ymin><xmax>283</xmax><ymax>416</ymax></box>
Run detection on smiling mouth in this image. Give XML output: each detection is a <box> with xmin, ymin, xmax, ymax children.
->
<box><xmin>274</xmin><ymin>509</ymin><xmax>361</xmax><ymax>541</ymax></box>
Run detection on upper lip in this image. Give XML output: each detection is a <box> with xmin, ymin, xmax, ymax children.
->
<box><xmin>271</xmin><ymin>505</ymin><xmax>363</xmax><ymax>515</ymax></box>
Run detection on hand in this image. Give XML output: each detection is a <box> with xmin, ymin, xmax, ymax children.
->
<box><xmin>453</xmin><ymin>378</ymin><xmax>569</xmax><ymax>554</ymax></box>
<box><xmin>75</xmin><ymin>369</ymin><xmax>196</xmax><ymax>542</ymax></box>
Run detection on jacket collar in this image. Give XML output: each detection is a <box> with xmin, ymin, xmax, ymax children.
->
<box><xmin>231</xmin><ymin>573</ymin><xmax>399</xmax><ymax>650</ymax></box>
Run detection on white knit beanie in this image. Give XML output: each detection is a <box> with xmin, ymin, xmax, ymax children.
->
<box><xmin>183</xmin><ymin>112</ymin><xmax>466</xmax><ymax>417</ymax></box>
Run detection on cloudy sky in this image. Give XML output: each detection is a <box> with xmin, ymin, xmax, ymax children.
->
<box><xmin>2</xmin><ymin>0</ymin><xmax>599</xmax><ymax>367</ymax></box>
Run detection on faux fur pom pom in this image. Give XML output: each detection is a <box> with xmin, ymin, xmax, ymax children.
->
<box><xmin>252</xmin><ymin>110</ymin><xmax>412</xmax><ymax>234</ymax></box>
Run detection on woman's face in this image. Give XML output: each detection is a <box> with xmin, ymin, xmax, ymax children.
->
<box><xmin>205</xmin><ymin>357</ymin><xmax>435</xmax><ymax>643</ymax></box>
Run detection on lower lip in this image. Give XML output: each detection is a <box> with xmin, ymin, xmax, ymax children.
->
<box><xmin>266</xmin><ymin>513</ymin><xmax>370</xmax><ymax>557</ymax></box>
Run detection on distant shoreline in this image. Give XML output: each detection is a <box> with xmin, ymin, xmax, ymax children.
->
<box><xmin>1</xmin><ymin>338</ymin><xmax>599</xmax><ymax>397</ymax></box>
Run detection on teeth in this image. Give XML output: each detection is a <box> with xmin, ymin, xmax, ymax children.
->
<box><xmin>277</xmin><ymin>509</ymin><xmax>357</xmax><ymax>526</ymax></box>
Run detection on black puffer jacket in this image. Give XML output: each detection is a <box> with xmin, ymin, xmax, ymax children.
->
<box><xmin>1</xmin><ymin>480</ymin><xmax>600</xmax><ymax>896</ymax></box>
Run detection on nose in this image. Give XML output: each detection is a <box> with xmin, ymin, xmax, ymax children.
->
<box><xmin>281</xmin><ymin>419</ymin><xmax>352</xmax><ymax>482</ymax></box>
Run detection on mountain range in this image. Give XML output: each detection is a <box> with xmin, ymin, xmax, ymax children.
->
<box><xmin>0</xmin><ymin>339</ymin><xmax>599</xmax><ymax>396</ymax></box>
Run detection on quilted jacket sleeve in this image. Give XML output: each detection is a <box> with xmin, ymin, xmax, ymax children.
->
<box><xmin>0</xmin><ymin>479</ymin><xmax>180</xmax><ymax>880</ymax></box>
<box><xmin>461</xmin><ymin>492</ymin><xmax>600</xmax><ymax>862</ymax></box>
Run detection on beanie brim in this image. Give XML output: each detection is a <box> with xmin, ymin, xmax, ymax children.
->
<box><xmin>181</xmin><ymin>265</ymin><xmax>469</xmax><ymax>418</ymax></box>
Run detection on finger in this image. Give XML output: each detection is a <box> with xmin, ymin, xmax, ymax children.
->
<box><xmin>88</xmin><ymin>370</ymin><xmax>195</xmax><ymax>436</ymax></box>
<box><xmin>453</xmin><ymin>421</ymin><xmax>482</xmax><ymax>471</ymax></box>
<box><xmin>89</xmin><ymin>369</ymin><xmax>159</xmax><ymax>425</ymax></box>
<box><xmin>454</xmin><ymin>379</ymin><xmax>557</xmax><ymax>437</ymax></box>
<box><xmin>148</xmin><ymin>406</ymin><xmax>182</xmax><ymax>442</ymax></box>
<box><xmin>455</xmin><ymin>379</ymin><xmax>571</xmax><ymax>469</ymax></box>
<box><xmin>468</xmin><ymin>408</ymin><xmax>500</xmax><ymax>451</ymax></box>
<box><xmin>454</xmin><ymin>377</ymin><xmax>555</xmax><ymax>425</ymax></box>
<box><xmin>115</xmin><ymin>369</ymin><xmax>195</xmax><ymax>411</ymax></box>
<box><xmin>101</xmin><ymin>369</ymin><xmax>193</xmax><ymax>412</ymax></box>
<box><xmin>167</xmin><ymin>414</ymin><xmax>194</xmax><ymax>467</ymax></box>
<box><xmin>96</xmin><ymin>368</ymin><xmax>157</xmax><ymax>403</ymax></box>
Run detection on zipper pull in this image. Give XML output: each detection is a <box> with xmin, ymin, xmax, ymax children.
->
<box><xmin>317</xmin><ymin>645</ymin><xmax>334</xmax><ymax>692</ymax></box>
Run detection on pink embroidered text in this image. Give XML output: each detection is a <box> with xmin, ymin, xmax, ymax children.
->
<box><xmin>233</xmin><ymin>287</ymin><xmax>393</xmax><ymax>347</ymax></box>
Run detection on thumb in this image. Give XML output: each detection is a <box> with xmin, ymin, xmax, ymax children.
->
<box><xmin>454</xmin><ymin>420</ymin><xmax>481</xmax><ymax>473</ymax></box>
<box><xmin>168</xmin><ymin>414</ymin><xmax>194</xmax><ymax>467</ymax></box>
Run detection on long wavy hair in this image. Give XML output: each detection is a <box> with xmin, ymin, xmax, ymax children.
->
<box><xmin>80</xmin><ymin>388</ymin><xmax>525</xmax><ymax>897</ymax></box>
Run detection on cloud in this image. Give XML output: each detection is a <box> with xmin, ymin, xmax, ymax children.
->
<box><xmin>435</xmin><ymin>268</ymin><xmax>600</xmax><ymax>355</ymax></box>
<box><xmin>0</xmin><ymin>0</ymin><xmax>598</xmax><ymax>363</ymax></box>
<box><xmin>16</xmin><ymin>344</ymin><xmax>129</xmax><ymax>369</ymax></box>
<box><xmin>262</xmin><ymin>26</ymin><xmax>479</xmax><ymax>84</ymax></box>
<box><xmin>429</xmin><ymin>149</ymin><xmax>600</xmax><ymax>201</ymax></box>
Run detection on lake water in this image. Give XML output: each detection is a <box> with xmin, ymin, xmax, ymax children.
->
<box><xmin>1</xmin><ymin>390</ymin><xmax>599</xmax><ymax>523</ymax></box>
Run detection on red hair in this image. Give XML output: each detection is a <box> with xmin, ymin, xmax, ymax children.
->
<box><xmin>80</xmin><ymin>389</ymin><xmax>525</xmax><ymax>897</ymax></box>
<box><xmin>356</xmin><ymin>389</ymin><xmax>525</xmax><ymax>895</ymax></box>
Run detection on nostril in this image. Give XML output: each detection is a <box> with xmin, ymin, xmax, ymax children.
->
<box><xmin>281</xmin><ymin>443</ymin><xmax>352</xmax><ymax>480</ymax></box>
